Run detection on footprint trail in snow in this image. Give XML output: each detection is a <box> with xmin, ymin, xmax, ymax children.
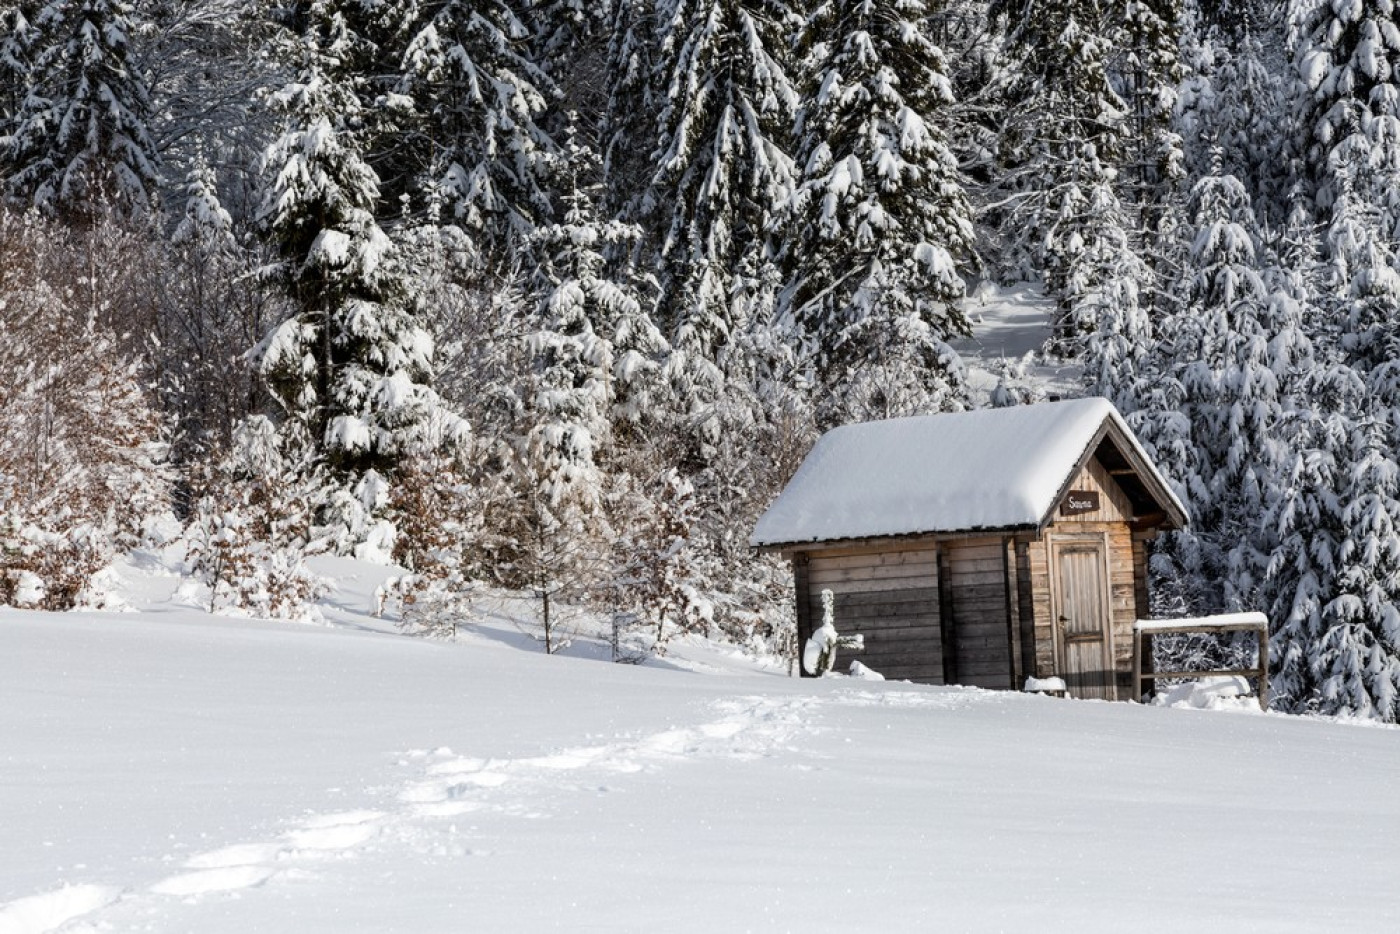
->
<box><xmin>0</xmin><ymin>694</ymin><xmax>816</xmax><ymax>934</ymax></box>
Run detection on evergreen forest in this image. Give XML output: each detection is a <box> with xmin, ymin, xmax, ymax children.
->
<box><xmin>4</xmin><ymin>0</ymin><xmax>1400</xmax><ymax>721</ymax></box>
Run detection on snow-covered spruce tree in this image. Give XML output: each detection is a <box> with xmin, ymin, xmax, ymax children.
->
<box><xmin>397</xmin><ymin>0</ymin><xmax>555</xmax><ymax>262</ymax></box>
<box><xmin>1295</xmin><ymin>0</ymin><xmax>1400</xmax><ymax>254</ymax></box>
<box><xmin>778</xmin><ymin>0</ymin><xmax>975</xmax><ymax>425</ymax></box>
<box><xmin>528</xmin><ymin>0</ymin><xmax>615</xmax><ymax>135</ymax></box>
<box><xmin>477</xmin><ymin>134</ymin><xmax>666</xmax><ymax>652</ymax></box>
<box><xmin>522</xmin><ymin>148</ymin><xmax>635</xmax><ymax>522</ymax></box>
<box><xmin>257</xmin><ymin>3</ymin><xmax>469</xmax><ymax>556</ymax></box>
<box><xmin>1</xmin><ymin>0</ymin><xmax>160</xmax><ymax>219</ymax></box>
<box><xmin>0</xmin><ymin>208</ymin><xmax>168</xmax><ymax>610</ymax></box>
<box><xmin>1074</xmin><ymin>174</ymin><xmax>1155</xmax><ymax>408</ymax></box>
<box><xmin>1263</xmin><ymin>367</ymin><xmax>1356</xmax><ymax>714</ymax></box>
<box><xmin>1175</xmin><ymin>12</ymin><xmax>1295</xmax><ymax>228</ymax></box>
<box><xmin>0</xmin><ymin>2</ymin><xmax>40</xmax><ymax>129</ymax></box>
<box><xmin>1316</xmin><ymin>415</ymin><xmax>1400</xmax><ymax>720</ymax></box>
<box><xmin>1263</xmin><ymin>361</ymin><xmax>1400</xmax><ymax>721</ymax></box>
<box><xmin>1133</xmin><ymin>170</ymin><xmax>1312</xmax><ymax>615</ymax></box>
<box><xmin>642</xmin><ymin>0</ymin><xmax>800</xmax><ymax>452</ymax></box>
<box><xmin>1116</xmin><ymin>0</ymin><xmax>1186</xmax><ymax>256</ymax></box>
<box><xmin>600</xmin><ymin>0</ymin><xmax>663</xmax><ymax>229</ymax></box>
<box><xmin>987</xmin><ymin>0</ymin><xmax>1136</xmax><ymax>341</ymax></box>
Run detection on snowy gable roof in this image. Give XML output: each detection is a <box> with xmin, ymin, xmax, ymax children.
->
<box><xmin>751</xmin><ymin>397</ymin><xmax>1186</xmax><ymax>549</ymax></box>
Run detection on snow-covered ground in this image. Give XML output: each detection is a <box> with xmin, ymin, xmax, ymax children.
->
<box><xmin>951</xmin><ymin>281</ymin><xmax>1083</xmax><ymax>404</ymax></box>
<box><xmin>3</xmin><ymin>554</ymin><xmax>1399</xmax><ymax>933</ymax></box>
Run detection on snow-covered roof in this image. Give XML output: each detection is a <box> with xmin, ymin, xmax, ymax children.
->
<box><xmin>751</xmin><ymin>397</ymin><xmax>1185</xmax><ymax>549</ymax></box>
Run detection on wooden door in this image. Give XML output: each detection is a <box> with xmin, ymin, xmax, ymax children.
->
<box><xmin>1051</xmin><ymin>539</ymin><xmax>1114</xmax><ymax>699</ymax></box>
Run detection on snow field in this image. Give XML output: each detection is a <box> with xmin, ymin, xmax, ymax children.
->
<box><xmin>3</xmin><ymin>556</ymin><xmax>1400</xmax><ymax>932</ymax></box>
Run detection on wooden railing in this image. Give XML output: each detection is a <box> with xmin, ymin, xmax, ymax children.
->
<box><xmin>1132</xmin><ymin>612</ymin><xmax>1269</xmax><ymax>710</ymax></box>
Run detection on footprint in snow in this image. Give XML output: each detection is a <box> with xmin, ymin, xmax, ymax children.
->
<box><xmin>0</xmin><ymin>884</ymin><xmax>121</xmax><ymax>934</ymax></box>
<box><xmin>149</xmin><ymin>865</ymin><xmax>276</xmax><ymax>897</ymax></box>
<box><xmin>283</xmin><ymin>810</ymin><xmax>384</xmax><ymax>852</ymax></box>
<box><xmin>182</xmin><ymin>843</ymin><xmax>281</xmax><ymax>870</ymax></box>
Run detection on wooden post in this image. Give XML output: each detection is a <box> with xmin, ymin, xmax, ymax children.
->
<box><xmin>1257</xmin><ymin>625</ymin><xmax>1269</xmax><ymax>711</ymax></box>
<box><xmin>792</xmin><ymin>553</ymin><xmax>812</xmax><ymax>678</ymax></box>
<box><xmin>1002</xmin><ymin>536</ymin><xmax>1021</xmax><ymax>690</ymax></box>
<box><xmin>938</xmin><ymin>546</ymin><xmax>958</xmax><ymax>686</ymax></box>
<box><xmin>1132</xmin><ymin>628</ymin><xmax>1143</xmax><ymax>704</ymax></box>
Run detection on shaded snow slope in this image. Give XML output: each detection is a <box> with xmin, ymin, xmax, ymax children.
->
<box><xmin>951</xmin><ymin>281</ymin><xmax>1082</xmax><ymax>403</ymax></box>
<box><xmin>3</xmin><ymin>568</ymin><xmax>1399</xmax><ymax>932</ymax></box>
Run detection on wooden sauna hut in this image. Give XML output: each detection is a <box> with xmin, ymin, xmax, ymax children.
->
<box><xmin>751</xmin><ymin>397</ymin><xmax>1188</xmax><ymax>700</ymax></box>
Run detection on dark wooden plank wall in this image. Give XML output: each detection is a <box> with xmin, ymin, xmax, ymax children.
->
<box><xmin>1131</xmin><ymin>532</ymin><xmax>1151</xmax><ymax>619</ymax></box>
<box><xmin>802</xmin><ymin>545</ymin><xmax>944</xmax><ymax>682</ymax></box>
<box><xmin>1015</xmin><ymin>539</ymin><xmax>1037</xmax><ymax>681</ymax></box>
<box><xmin>943</xmin><ymin>537</ymin><xmax>1014</xmax><ymax>689</ymax></box>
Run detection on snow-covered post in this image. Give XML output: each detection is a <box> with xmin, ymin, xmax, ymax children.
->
<box><xmin>802</xmin><ymin>589</ymin><xmax>864</xmax><ymax>676</ymax></box>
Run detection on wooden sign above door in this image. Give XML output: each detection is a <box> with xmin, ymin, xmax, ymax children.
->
<box><xmin>1060</xmin><ymin>490</ymin><xmax>1100</xmax><ymax>516</ymax></box>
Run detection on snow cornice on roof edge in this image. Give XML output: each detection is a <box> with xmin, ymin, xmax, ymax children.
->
<box><xmin>750</xmin><ymin>397</ymin><xmax>1187</xmax><ymax>551</ymax></box>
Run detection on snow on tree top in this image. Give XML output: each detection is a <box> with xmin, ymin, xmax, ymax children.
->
<box><xmin>752</xmin><ymin>397</ymin><xmax>1182</xmax><ymax>548</ymax></box>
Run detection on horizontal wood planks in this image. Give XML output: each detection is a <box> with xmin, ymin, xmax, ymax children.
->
<box><xmin>943</xmin><ymin>538</ymin><xmax>1013</xmax><ymax>689</ymax></box>
<box><xmin>803</xmin><ymin>546</ymin><xmax>943</xmax><ymax>683</ymax></box>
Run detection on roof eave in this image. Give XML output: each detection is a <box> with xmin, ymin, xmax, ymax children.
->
<box><xmin>751</xmin><ymin>523</ymin><xmax>1044</xmax><ymax>555</ymax></box>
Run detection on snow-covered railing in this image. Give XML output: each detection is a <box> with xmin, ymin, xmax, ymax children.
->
<box><xmin>1132</xmin><ymin>613</ymin><xmax>1269</xmax><ymax>710</ymax></box>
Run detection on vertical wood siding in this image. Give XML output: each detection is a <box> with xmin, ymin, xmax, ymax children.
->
<box><xmin>1054</xmin><ymin>457</ymin><xmax>1134</xmax><ymax>525</ymax></box>
<box><xmin>1024</xmin><ymin>456</ymin><xmax>1142</xmax><ymax>699</ymax></box>
<box><xmin>1028</xmin><ymin>522</ymin><xmax>1139</xmax><ymax>699</ymax></box>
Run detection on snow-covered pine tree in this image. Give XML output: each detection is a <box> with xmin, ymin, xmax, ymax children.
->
<box><xmin>0</xmin><ymin>2</ymin><xmax>39</xmax><ymax>129</ymax></box>
<box><xmin>522</xmin><ymin>134</ymin><xmax>658</xmax><ymax>515</ymax></box>
<box><xmin>988</xmin><ymin>0</ymin><xmax>1138</xmax><ymax>346</ymax></box>
<box><xmin>1264</xmin><ymin>359</ymin><xmax>1400</xmax><ymax>722</ymax></box>
<box><xmin>474</xmin><ymin>131</ymin><xmax>666</xmax><ymax>652</ymax></box>
<box><xmin>528</xmin><ymin>0</ymin><xmax>615</xmax><ymax>129</ymax></box>
<box><xmin>1116</xmin><ymin>0</ymin><xmax>1185</xmax><ymax>257</ymax></box>
<box><xmin>1295</xmin><ymin>0</ymin><xmax>1400</xmax><ymax>253</ymax></box>
<box><xmin>1074</xmin><ymin>172</ymin><xmax>1155</xmax><ymax>409</ymax></box>
<box><xmin>601</xmin><ymin>0</ymin><xmax>662</xmax><ymax>227</ymax></box>
<box><xmin>1315</xmin><ymin>414</ymin><xmax>1400</xmax><ymax>721</ymax></box>
<box><xmin>778</xmin><ymin>0</ymin><xmax>974</xmax><ymax>425</ymax></box>
<box><xmin>1134</xmin><ymin>170</ymin><xmax>1312</xmax><ymax>614</ymax></box>
<box><xmin>258</xmin><ymin>0</ymin><xmax>469</xmax><ymax>555</ymax></box>
<box><xmin>1</xmin><ymin>0</ymin><xmax>160</xmax><ymax>218</ymax></box>
<box><xmin>1296</xmin><ymin>153</ymin><xmax>1400</xmax><ymax>721</ymax></box>
<box><xmin>536</xmin><ymin>135</ymin><xmax>668</xmax><ymax>438</ymax></box>
<box><xmin>641</xmin><ymin>0</ymin><xmax>800</xmax><ymax>453</ymax></box>
<box><xmin>1263</xmin><ymin>364</ymin><xmax>1360</xmax><ymax>714</ymax></box>
<box><xmin>397</xmin><ymin>0</ymin><xmax>554</xmax><ymax>262</ymax></box>
<box><xmin>1175</xmin><ymin>12</ymin><xmax>1295</xmax><ymax>229</ymax></box>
